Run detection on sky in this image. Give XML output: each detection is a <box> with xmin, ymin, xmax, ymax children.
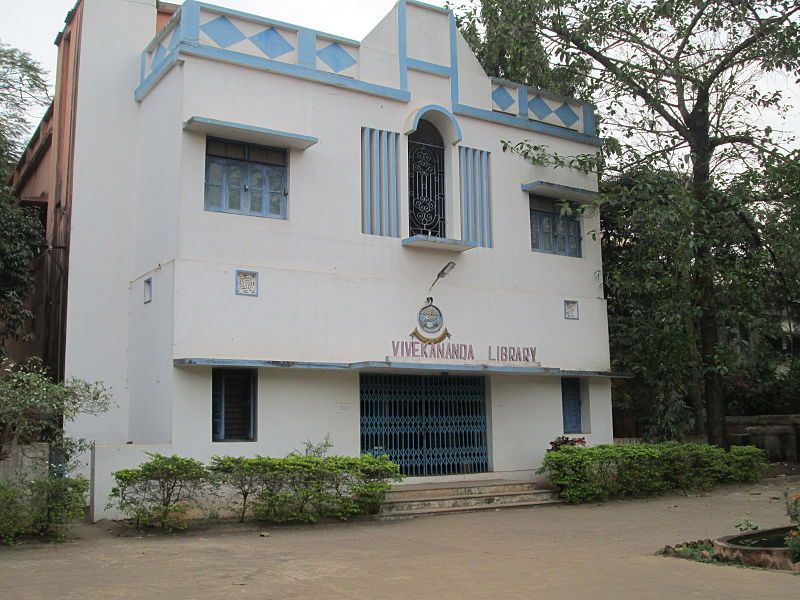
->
<box><xmin>2</xmin><ymin>0</ymin><xmax>798</xmax><ymax>146</ymax></box>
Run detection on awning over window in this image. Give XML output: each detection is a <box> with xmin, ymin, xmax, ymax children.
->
<box><xmin>174</xmin><ymin>357</ymin><xmax>624</xmax><ymax>378</ymax></box>
<box><xmin>183</xmin><ymin>117</ymin><xmax>318</xmax><ymax>150</ymax></box>
<box><xmin>520</xmin><ymin>180</ymin><xmax>598</xmax><ymax>203</ymax></box>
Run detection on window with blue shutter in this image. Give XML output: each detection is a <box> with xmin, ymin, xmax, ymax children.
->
<box><xmin>205</xmin><ymin>138</ymin><xmax>287</xmax><ymax>219</ymax></box>
<box><xmin>212</xmin><ymin>369</ymin><xmax>257</xmax><ymax>442</ymax></box>
<box><xmin>530</xmin><ymin>195</ymin><xmax>581</xmax><ymax>257</ymax></box>
<box><xmin>561</xmin><ymin>378</ymin><xmax>583</xmax><ymax>433</ymax></box>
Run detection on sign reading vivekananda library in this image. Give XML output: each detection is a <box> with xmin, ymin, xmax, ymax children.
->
<box><xmin>391</xmin><ymin>340</ymin><xmax>537</xmax><ymax>363</ymax></box>
<box><xmin>391</xmin><ymin>297</ymin><xmax>538</xmax><ymax>363</ymax></box>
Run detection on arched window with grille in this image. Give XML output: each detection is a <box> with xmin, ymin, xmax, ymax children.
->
<box><xmin>408</xmin><ymin>119</ymin><xmax>446</xmax><ymax>238</ymax></box>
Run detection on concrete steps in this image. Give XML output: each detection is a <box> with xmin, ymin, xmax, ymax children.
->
<box><xmin>379</xmin><ymin>480</ymin><xmax>562</xmax><ymax>519</ymax></box>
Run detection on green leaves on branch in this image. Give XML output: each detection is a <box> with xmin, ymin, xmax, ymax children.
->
<box><xmin>501</xmin><ymin>140</ymin><xmax>600</xmax><ymax>174</ymax></box>
<box><xmin>0</xmin><ymin>359</ymin><xmax>112</xmax><ymax>463</ymax></box>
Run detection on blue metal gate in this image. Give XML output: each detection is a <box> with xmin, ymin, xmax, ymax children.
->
<box><xmin>360</xmin><ymin>374</ymin><xmax>489</xmax><ymax>476</ymax></box>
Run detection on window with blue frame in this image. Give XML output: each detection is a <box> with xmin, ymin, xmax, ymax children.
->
<box><xmin>529</xmin><ymin>195</ymin><xmax>581</xmax><ymax>257</ymax></box>
<box><xmin>561</xmin><ymin>378</ymin><xmax>583</xmax><ymax>434</ymax></box>
<box><xmin>204</xmin><ymin>138</ymin><xmax>287</xmax><ymax>219</ymax></box>
<box><xmin>212</xmin><ymin>368</ymin><xmax>257</xmax><ymax>442</ymax></box>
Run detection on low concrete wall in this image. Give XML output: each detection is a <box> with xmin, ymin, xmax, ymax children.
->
<box><xmin>728</xmin><ymin>415</ymin><xmax>800</xmax><ymax>463</ymax></box>
<box><xmin>91</xmin><ymin>443</ymin><xmax>171</xmax><ymax>522</ymax></box>
<box><xmin>0</xmin><ymin>444</ymin><xmax>49</xmax><ymax>483</ymax></box>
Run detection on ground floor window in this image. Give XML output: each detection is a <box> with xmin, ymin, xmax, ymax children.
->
<box><xmin>212</xmin><ymin>369</ymin><xmax>256</xmax><ymax>441</ymax></box>
<box><xmin>561</xmin><ymin>378</ymin><xmax>583</xmax><ymax>433</ymax></box>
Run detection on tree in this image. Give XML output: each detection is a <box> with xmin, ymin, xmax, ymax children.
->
<box><xmin>0</xmin><ymin>359</ymin><xmax>111</xmax><ymax>464</ymax></box>
<box><xmin>0</xmin><ymin>42</ymin><xmax>49</xmax><ymax>179</ymax></box>
<box><xmin>454</xmin><ymin>0</ymin><xmax>591</xmax><ymax>98</ymax></box>
<box><xmin>458</xmin><ymin>0</ymin><xmax>800</xmax><ymax>446</ymax></box>
<box><xmin>0</xmin><ymin>41</ymin><xmax>49</xmax><ymax>349</ymax></box>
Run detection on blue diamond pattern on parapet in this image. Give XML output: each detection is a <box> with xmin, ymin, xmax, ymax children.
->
<box><xmin>492</xmin><ymin>86</ymin><xmax>515</xmax><ymax>111</ymax></box>
<box><xmin>250</xmin><ymin>28</ymin><xmax>293</xmax><ymax>58</ymax></box>
<box><xmin>555</xmin><ymin>103</ymin><xmax>579</xmax><ymax>127</ymax></box>
<box><xmin>316</xmin><ymin>43</ymin><xmax>357</xmax><ymax>73</ymax></box>
<box><xmin>528</xmin><ymin>96</ymin><xmax>553</xmax><ymax>120</ymax></box>
<box><xmin>201</xmin><ymin>16</ymin><xmax>246</xmax><ymax>48</ymax></box>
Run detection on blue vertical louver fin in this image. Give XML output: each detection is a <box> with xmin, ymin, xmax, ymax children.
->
<box><xmin>459</xmin><ymin>147</ymin><xmax>493</xmax><ymax>247</ymax></box>
<box><xmin>361</xmin><ymin>127</ymin><xmax>400</xmax><ymax>237</ymax></box>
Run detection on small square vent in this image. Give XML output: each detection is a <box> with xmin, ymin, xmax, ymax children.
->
<box><xmin>235</xmin><ymin>270</ymin><xmax>258</xmax><ymax>296</ymax></box>
<box><xmin>564</xmin><ymin>300</ymin><xmax>579</xmax><ymax>320</ymax></box>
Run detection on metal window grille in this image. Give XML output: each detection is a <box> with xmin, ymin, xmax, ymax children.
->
<box><xmin>360</xmin><ymin>374</ymin><xmax>488</xmax><ymax>477</ymax></box>
<box><xmin>408</xmin><ymin>120</ymin><xmax>446</xmax><ymax>238</ymax></box>
<box><xmin>561</xmin><ymin>378</ymin><xmax>582</xmax><ymax>433</ymax></box>
<box><xmin>212</xmin><ymin>369</ymin><xmax>257</xmax><ymax>441</ymax></box>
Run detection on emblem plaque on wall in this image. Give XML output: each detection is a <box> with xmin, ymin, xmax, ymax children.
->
<box><xmin>411</xmin><ymin>297</ymin><xmax>451</xmax><ymax>344</ymax></box>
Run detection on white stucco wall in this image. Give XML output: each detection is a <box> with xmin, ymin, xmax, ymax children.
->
<box><xmin>65</xmin><ymin>0</ymin><xmax>157</xmax><ymax>445</ymax></box>
<box><xmin>171</xmin><ymin>368</ymin><xmax>360</xmax><ymax>460</ymax></box>
<box><xmin>65</xmin><ymin>0</ymin><xmax>613</xmax><ymax>496</ymax></box>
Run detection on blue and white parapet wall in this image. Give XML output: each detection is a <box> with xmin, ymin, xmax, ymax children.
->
<box><xmin>136</xmin><ymin>0</ymin><xmax>600</xmax><ymax>147</ymax></box>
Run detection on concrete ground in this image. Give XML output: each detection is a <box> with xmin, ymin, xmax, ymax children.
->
<box><xmin>1</xmin><ymin>480</ymin><xmax>798</xmax><ymax>599</ymax></box>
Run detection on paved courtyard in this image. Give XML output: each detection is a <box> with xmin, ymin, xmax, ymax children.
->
<box><xmin>1</xmin><ymin>480</ymin><xmax>798</xmax><ymax>599</ymax></box>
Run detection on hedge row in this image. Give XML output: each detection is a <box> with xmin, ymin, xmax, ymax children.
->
<box><xmin>109</xmin><ymin>453</ymin><xmax>401</xmax><ymax>530</ymax></box>
<box><xmin>0</xmin><ymin>477</ymin><xmax>88</xmax><ymax>545</ymax></box>
<box><xmin>539</xmin><ymin>442</ymin><xmax>766</xmax><ymax>504</ymax></box>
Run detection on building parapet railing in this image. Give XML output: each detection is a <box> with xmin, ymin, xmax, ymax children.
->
<box><xmin>134</xmin><ymin>0</ymin><xmax>600</xmax><ymax>146</ymax></box>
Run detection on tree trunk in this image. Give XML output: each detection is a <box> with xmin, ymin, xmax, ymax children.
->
<box><xmin>690</xmin><ymin>123</ymin><xmax>728</xmax><ymax>448</ymax></box>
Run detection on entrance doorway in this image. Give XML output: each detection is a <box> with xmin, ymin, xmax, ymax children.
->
<box><xmin>360</xmin><ymin>374</ymin><xmax>489</xmax><ymax>476</ymax></box>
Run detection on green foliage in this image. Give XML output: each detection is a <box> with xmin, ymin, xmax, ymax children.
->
<box><xmin>458</xmin><ymin>0</ymin><xmax>800</xmax><ymax>445</ymax></box>
<box><xmin>0</xmin><ymin>479</ymin><xmax>27</xmax><ymax>544</ymax></box>
<box><xmin>0</xmin><ymin>476</ymin><xmax>88</xmax><ymax>545</ymax></box>
<box><xmin>786</xmin><ymin>529</ymin><xmax>800</xmax><ymax>562</ymax></box>
<box><xmin>0</xmin><ymin>198</ymin><xmax>44</xmax><ymax>347</ymax></box>
<box><xmin>786</xmin><ymin>490</ymin><xmax>800</xmax><ymax>526</ymax></box>
<box><xmin>108</xmin><ymin>454</ymin><xmax>209</xmax><ymax>530</ymax></box>
<box><xmin>735</xmin><ymin>519</ymin><xmax>759</xmax><ymax>533</ymax></box>
<box><xmin>539</xmin><ymin>443</ymin><xmax>765</xmax><ymax>504</ymax></box>
<box><xmin>0</xmin><ymin>41</ymin><xmax>50</xmax><ymax>345</ymax></box>
<box><xmin>207</xmin><ymin>455</ymin><xmax>263</xmax><ymax>523</ymax></box>
<box><xmin>0</xmin><ymin>359</ymin><xmax>112</xmax><ymax>463</ymax></box>
<box><xmin>26</xmin><ymin>477</ymin><xmax>88</xmax><ymax>538</ymax></box>
<box><xmin>0</xmin><ymin>41</ymin><xmax>49</xmax><ymax>179</ymax></box>
<box><xmin>113</xmin><ymin>452</ymin><xmax>401</xmax><ymax>528</ymax></box>
<box><xmin>662</xmin><ymin>539</ymin><xmax>717</xmax><ymax>563</ymax></box>
<box><xmin>453</xmin><ymin>0</ymin><xmax>592</xmax><ymax>99</ymax></box>
<box><xmin>250</xmin><ymin>453</ymin><xmax>401</xmax><ymax>523</ymax></box>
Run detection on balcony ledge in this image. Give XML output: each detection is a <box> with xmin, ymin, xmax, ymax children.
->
<box><xmin>401</xmin><ymin>235</ymin><xmax>478</xmax><ymax>252</ymax></box>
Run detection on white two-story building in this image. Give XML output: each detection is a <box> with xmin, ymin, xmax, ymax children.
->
<box><xmin>13</xmin><ymin>0</ymin><xmax>613</xmax><ymax>520</ymax></box>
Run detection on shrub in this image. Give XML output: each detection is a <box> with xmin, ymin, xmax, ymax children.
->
<box><xmin>250</xmin><ymin>454</ymin><xmax>401</xmax><ymax>523</ymax></box>
<box><xmin>539</xmin><ymin>442</ymin><xmax>766</xmax><ymax>504</ymax></box>
<box><xmin>0</xmin><ymin>479</ymin><xmax>27</xmax><ymax>544</ymax></box>
<box><xmin>113</xmin><ymin>452</ymin><xmax>401</xmax><ymax>527</ymax></box>
<box><xmin>26</xmin><ymin>477</ymin><xmax>88</xmax><ymax>538</ymax></box>
<box><xmin>108</xmin><ymin>453</ymin><xmax>209</xmax><ymax>530</ymax></box>
<box><xmin>0</xmin><ymin>476</ymin><xmax>88</xmax><ymax>544</ymax></box>
<box><xmin>786</xmin><ymin>529</ymin><xmax>800</xmax><ymax>562</ymax></box>
<box><xmin>207</xmin><ymin>456</ymin><xmax>263</xmax><ymax>522</ymax></box>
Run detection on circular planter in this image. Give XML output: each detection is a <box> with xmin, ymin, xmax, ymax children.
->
<box><xmin>714</xmin><ymin>526</ymin><xmax>800</xmax><ymax>572</ymax></box>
